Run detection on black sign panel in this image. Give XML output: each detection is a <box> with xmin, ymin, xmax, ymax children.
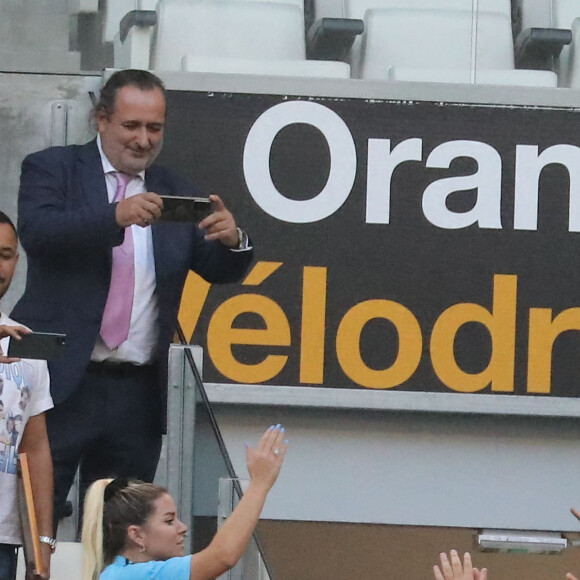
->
<box><xmin>158</xmin><ymin>90</ymin><xmax>580</xmax><ymax>397</ymax></box>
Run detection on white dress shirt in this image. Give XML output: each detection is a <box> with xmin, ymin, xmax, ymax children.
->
<box><xmin>91</xmin><ymin>136</ymin><xmax>158</xmax><ymax>364</ymax></box>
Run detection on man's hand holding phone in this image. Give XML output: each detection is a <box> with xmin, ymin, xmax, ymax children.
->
<box><xmin>198</xmin><ymin>194</ymin><xmax>239</xmax><ymax>247</ymax></box>
<box><xmin>115</xmin><ymin>192</ymin><xmax>163</xmax><ymax>228</ymax></box>
<box><xmin>158</xmin><ymin>195</ymin><xmax>212</xmax><ymax>223</ymax></box>
<box><xmin>114</xmin><ymin>191</ymin><xmax>241</xmax><ymax>250</ymax></box>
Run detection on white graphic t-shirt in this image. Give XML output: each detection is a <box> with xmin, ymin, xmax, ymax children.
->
<box><xmin>0</xmin><ymin>313</ymin><xmax>53</xmax><ymax>545</ymax></box>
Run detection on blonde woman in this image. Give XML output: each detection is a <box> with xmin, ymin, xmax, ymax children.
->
<box><xmin>82</xmin><ymin>425</ymin><xmax>287</xmax><ymax>580</ymax></box>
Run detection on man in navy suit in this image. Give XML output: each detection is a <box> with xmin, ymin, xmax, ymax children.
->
<box><xmin>12</xmin><ymin>69</ymin><xmax>253</xmax><ymax>527</ymax></box>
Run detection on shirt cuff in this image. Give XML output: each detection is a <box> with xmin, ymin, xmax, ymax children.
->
<box><xmin>230</xmin><ymin>227</ymin><xmax>252</xmax><ymax>252</ymax></box>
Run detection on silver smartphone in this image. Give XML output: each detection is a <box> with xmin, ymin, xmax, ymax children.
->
<box><xmin>158</xmin><ymin>195</ymin><xmax>212</xmax><ymax>223</ymax></box>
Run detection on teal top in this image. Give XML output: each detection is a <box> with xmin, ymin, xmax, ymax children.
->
<box><xmin>99</xmin><ymin>555</ymin><xmax>192</xmax><ymax>580</ymax></box>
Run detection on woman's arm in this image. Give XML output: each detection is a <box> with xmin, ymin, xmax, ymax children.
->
<box><xmin>190</xmin><ymin>425</ymin><xmax>287</xmax><ymax>580</ymax></box>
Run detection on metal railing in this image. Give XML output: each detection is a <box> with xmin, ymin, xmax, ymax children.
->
<box><xmin>157</xmin><ymin>323</ymin><xmax>272</xmax><ymax>579</ymax></box>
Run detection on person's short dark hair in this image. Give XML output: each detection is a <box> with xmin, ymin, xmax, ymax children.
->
<box><xmin>95</xmin><ymin>69</ymin><xmax>166</xmax><ymax>119</ymax></box>
<box><xmin>0</xmin><ymin>211</ymin><xmax>18</xmax><ymax>239</ymax></box>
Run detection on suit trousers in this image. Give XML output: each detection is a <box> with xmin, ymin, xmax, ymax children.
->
<box><xmin>46</xmin><ymin>361</ymin><xmax>163</xmax><ymax>530</ymax></box>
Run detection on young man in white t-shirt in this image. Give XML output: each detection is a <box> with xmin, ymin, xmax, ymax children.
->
<box><xmin>0</xmin><ymin>211</ymin><xmax>53</xmax><ymax>580</ymax></box>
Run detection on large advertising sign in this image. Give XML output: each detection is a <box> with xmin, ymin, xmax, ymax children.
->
<box><xmin>159</xmin><ymin>90</ymin><xmax>580</xmax><ymax>398</ymax></box>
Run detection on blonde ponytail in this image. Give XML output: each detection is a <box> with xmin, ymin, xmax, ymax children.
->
<box><xmin>81</xmin><ymin>478</ymin><xmax>167</xmax><ymax>580</ymax></box>
<box><xmin>82</xmin><ymin>478</ymin><xmax>112</xmax><ymax>580</ymax></box>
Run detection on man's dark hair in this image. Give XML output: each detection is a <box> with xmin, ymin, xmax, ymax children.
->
<box><xmin>0</xmin><ymin>211</ymin><xmax>17</xmax><ymax>239</ymax></box>
<box><xmin>94</xmin><ymin>69</ymin><xmax>166</xmax><ymax>119</ymax></box>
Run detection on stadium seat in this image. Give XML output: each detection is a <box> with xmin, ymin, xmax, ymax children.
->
<box><xmin>79</xmin><ymin>0</ymin><xmax>155</xmax><ymax>44</ymax></box>
<box><xmin>515</xmin><ymin>0</ymin><xmax>580</xmax><ymax>32</ymax></box>
<box><xmin>552</xmin><ymin>0</ymin><xmax>580</xmax><ymax>86</ymax></box>
<box><xmin>104</xmin><ymin>1</ymin><xmax>140</xmax><ymax>43</ymax></box>
<box><xmin>113</xmin><ymin>6</ymin><xmax>157</xmax><ymax>70</ymax></box>
<box><xmin>513</xmin><ymin>0</ymin><xmax>580</xmax><ymax>86</ymax></box>
<box><xmin>153</xmin><ymin>1</ymin><xmax>303</xmax><ymax>70</ymax></box>
<box><xmin>357</xmin><ymin>8</ymin><xmax>557</xmax><ymax>87</ymax></box>
<box><xmin>568</xmin><ymin>18</ymin><xmax>580</xmax><ymax>88</ymax></box>
<box><xmin>343</xmin><ymin>0</ymin><xmax>512</xmax><ymax>20</ymax></box>
<box><xmin>116</xmin><ymin>0</ymin><xmax>350</xmax><ymax>78</ymax></box>
<box><xmin>335</xmin><ymin>0</ymin><xmax>515</xmax><ymax>79</ymax></box>
<box><xmin>387</xmin><ymin>67</ymin><xmax>558</xmax><ymax>87</ymax></box>
<box><xmin>312</xmin><ymin>0</ymin><xmax>514</xmax><ymax>74</ymax></box>
<box><xmin>180</xmin><ymin>54</ymin><xmax>351</xmax><ymax>77</ymax></box>
<box><xmin>512</xmin><ymin>0</ymin><xmax>552</xmax><ymax>32</ymax></box>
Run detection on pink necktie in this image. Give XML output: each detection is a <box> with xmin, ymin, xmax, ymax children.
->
<box><xmin>100</xmin><ymin>172</ymin><xmax>134</xmax><ymax>349</ymax></box>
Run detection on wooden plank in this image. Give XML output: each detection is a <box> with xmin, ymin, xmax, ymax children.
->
<box><xmin>17</xmin><ymin>453</ymin><xmax>44</xmax><ymax>577</ymax></box>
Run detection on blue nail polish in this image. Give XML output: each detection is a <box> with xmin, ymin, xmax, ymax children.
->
<box><xmin>280</xmin><ymin>427</ymin><xmax>285</xmax><ymax>433</ymax></box>
<box><xmin>268</xmin><ymin>425</ymin><xmax>274</xmax><ymax>430</ymax></box>
<box><xmin>275</xmin><ymin>423</ymin><xmax>281</xmax><ymax>429</ymax></box>
<box><xmin>284</xmin><ymin>439</ymin><xmax>289</xmax><ymax>445</ymax></box>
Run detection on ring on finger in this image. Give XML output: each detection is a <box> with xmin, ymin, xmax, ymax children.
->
<box><xmin>273</xmin><ymin>449</ymin><xmax>280</xmax><ymax>456</ymax></box>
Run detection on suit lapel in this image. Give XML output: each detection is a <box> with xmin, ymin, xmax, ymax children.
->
<box><xmin>77</xmin><ymin>140</ymin><xmax>109</xmax><ymax>210</ymax></box>
<box><xmin>145</xmin><ymin>167</ymin><xmax>171</xmax><ymax>284</ymax></box>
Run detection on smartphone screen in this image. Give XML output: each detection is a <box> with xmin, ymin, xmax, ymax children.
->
<box><xmin>158</xmin><ymin>196</ymin><xmax>212</xmax><ymax>223</ymax></box>
<box><xmin>7</xmin><ymin>332</ymin><xmax>67</xmax><ymax>361</ymax></box>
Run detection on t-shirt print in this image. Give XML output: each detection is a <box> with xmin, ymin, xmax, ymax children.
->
<box><xmin>0</xmin><ymin>360</ymin><xmax>38</xmax><ymax>474</ymax></box>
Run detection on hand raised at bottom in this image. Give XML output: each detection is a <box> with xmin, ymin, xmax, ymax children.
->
<box><xmin>433</xmin><ymin>550</ymin><xmax>487</xmax><ymax>580</ymax></box>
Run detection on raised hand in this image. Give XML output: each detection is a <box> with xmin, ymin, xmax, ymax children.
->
<box><xmin>245</xmin><ymin>424</ymin><xmax>288</xmax><ymax>492</ymax></box>
<box><xmin>566</xmin><ymin>509</ymin><xmax>580</xmax><ymax>580</ymax></box>
<box><xmin>433</xmin><ymin>550</ymin><xmax>487</xmax><ymax>580</ymax></box>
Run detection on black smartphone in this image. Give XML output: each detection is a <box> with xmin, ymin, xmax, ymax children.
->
<box><xmin>158</xmin><ymin>195</ymin><xmax>212</xmax><ymax>223</ymax></box>
<box><xmin>8</xmin><ymin>332</ymin><xmax>67</xmax><ymax>361</ymax></box>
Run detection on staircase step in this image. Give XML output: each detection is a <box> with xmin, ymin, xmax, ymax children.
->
<box><xmin>0</xmin><ymin>48</ymin><xmax>81</xmax><ymax>73</ymax></box>
<box><xmin>0</xmin><ymin>0</ymin><xmax>69</xmax><ymax>14</ymax></box>
<box><xmin>0</xmin><ymin>11</ymin><xmax>72</xmax><ymax>51</ymax></box>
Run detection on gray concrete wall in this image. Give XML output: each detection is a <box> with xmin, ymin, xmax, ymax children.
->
<box><xmin>0</xmin><ymin>72</ymin><xmax>99</xmax><ymax>314</ymax></box>
<box><xmin>193</xmin><ymin>400</ymin><xmax>580</xmax><ymax>532</ymax></box>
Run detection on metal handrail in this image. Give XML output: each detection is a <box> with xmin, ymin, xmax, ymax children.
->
<box><xmin>175</xmin><ymin>322</ymin><xmax>274</xmax><ymax>579</ymax></box>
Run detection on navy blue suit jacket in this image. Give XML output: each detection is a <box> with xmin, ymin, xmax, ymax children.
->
<box><xmin>12</xmin><ymin>140</ymin><xmax>253</xmax><ymax>429</ymax></box>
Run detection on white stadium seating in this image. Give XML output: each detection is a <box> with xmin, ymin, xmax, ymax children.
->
<box><xmin>101</xmin><ymin>0</ymin><xmax>572</xmax><ymax>85</ymax></box>
<box><xmin>356</xmin><ymin>8</ymin><xmax>557</xmax><ymax>87</ymax></box>
<box><xmin>115</xmin><ymin>0</ymin><xmax>350</xmax><ymax>78</ymax></box>
<box><xmin>514</xmin><ymin>0</ymin><xmax>580</xmax><ymax>87</ymax></box>
<box><xmin>342</xmin><ymin>0</ymin><xmax>512</xmax><ymax>20</ymax></box>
